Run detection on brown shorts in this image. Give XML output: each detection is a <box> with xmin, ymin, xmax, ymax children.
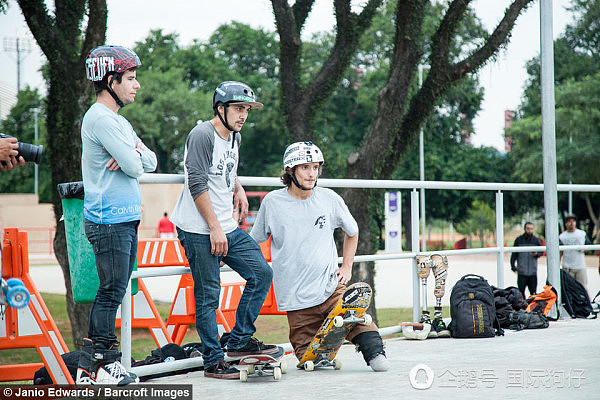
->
<box><xmin>286</xmin><ymin>283</ymin><xmax>378</xmax><ymax>360</ymax></box>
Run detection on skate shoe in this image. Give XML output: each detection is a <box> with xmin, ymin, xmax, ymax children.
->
<box><xmin>226</xmin><ymin>337</ymin><xmax>278</xmax><ymax>357</ymax></box>
<box><xmin>204</xmin><ymin>360</ymin><xmax>240</xmax><ymax>379</ymax></box>
<box><xmin>94</xmin><ymin>360</ymin><xmax>139</xmax><ymax>385</ymax></box>
<box><xmin>429</xmin><ymin>318</ymin><xmax>451</xmax><ymax>338</ymax></box>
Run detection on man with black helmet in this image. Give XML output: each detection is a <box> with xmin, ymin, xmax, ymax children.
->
<box><xmin>170</xmin><ymin>81</ymin><xmax>276</xmax><ymax>379</ymax></box>
<box><xmin>250</xmin><ymin>142</ymin><xmax>390</xmax><ymax>372</ymax></box>
<box><xmin>77</xmin><ymin>45</ymin><xmax>157</xmax><ymax>385</ymax></box>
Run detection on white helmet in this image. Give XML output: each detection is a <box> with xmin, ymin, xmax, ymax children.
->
<box><xmin>283</xmin><ymin>141</ymin><xmax>325</xmax><ymax>169</ymax></box>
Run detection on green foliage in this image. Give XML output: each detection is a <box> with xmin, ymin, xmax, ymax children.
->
<box><xmin>456</xmin><ymin>200</ymin><xmax>496</xmax><ymax>245</ymax></box>
<box><xmin>0</xmin><ymin>88</ymin><xmax>52</xmax><ymax>202</ymax></box>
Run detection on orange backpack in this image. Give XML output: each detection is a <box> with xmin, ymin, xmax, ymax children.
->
<box><xmin>526</xmin><ymin>285</ymin><xmax>559</xmax><ymax>320</ymax></box>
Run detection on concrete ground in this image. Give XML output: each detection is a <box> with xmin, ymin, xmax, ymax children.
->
<box><xmin>26</xmin><ymin>253</ymin><xmax>600</xmax><ymax>398</ymax></box>
<box><xmin>155</xmin><ymin>318</ymin><xmax>599</xmax><ymax>399</ymax></box>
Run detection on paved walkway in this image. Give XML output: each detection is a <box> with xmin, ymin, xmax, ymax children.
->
<box><xmin>156</xmin><ymin>318</ymin><xmax>599</xmax><ymax>399</ymax></box>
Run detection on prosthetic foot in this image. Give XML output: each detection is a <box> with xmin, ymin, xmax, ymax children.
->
<box><xmin>428</xmin><ymin>255</ymin><xmax>450</xmax><ymax>338</ymax></box>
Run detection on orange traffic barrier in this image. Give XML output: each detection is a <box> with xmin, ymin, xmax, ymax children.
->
<box><xmin>114</xmin><ymin>239</ymin><xmax>184</xmax><ymax>347</ymax></box>
<box><xmin>0</xmin><ymin>228</ymin><xmax>73</xmax><ymax>384</ymax></box>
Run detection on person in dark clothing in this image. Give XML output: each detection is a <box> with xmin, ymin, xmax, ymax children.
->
<box><xmin>510</xmin><ymin>222</ymin><xmax>543</xmax><ymax>297</ymax></box>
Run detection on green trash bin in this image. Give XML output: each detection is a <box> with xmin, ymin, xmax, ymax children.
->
<box><xmin>58</xmin><ymin>182</ymin><xmax>137</xmax><ymax>303</ymax></box>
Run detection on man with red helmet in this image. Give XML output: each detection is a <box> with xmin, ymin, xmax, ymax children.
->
<box><xmin>170</xmin><ymin>81</ymin><xmax>277</xmax><ymax>379</ymax></box>
<box><xmin>76</xmin><ymin>45</ymin><xmax>157</xmax><ymax>385</ymax></box>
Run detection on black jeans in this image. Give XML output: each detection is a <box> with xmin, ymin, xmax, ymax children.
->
<box><xmin>84</xmin><ymin>219</ymin><xmax>139</xmax><ymax>348</ymax></box>
<box><xmin>517</xmin><ymin>274</ymin><xmax>537</xmax><ymax>298</ymax></box>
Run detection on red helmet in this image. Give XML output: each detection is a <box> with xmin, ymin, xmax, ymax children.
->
<box><xmin>85</xmin><ymin>45</ymin><xmax>141</xmax><ymax>82</ymax></box>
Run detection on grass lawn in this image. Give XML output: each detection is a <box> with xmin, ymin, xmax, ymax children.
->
<box><xmin>1</xmin><ymin>292</ymin><xmax>448</xmax><ymax>382</ymax></box>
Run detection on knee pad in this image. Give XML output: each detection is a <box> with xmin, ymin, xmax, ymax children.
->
<box><xmin>351</xmin><ymin>331</ymin><xmax>385</xmax><ymax>363</ymax></box>
<box><xmin>402</xmin><ymin>323</ymin><xmax>431</xmax><ymax>340</ymax></box>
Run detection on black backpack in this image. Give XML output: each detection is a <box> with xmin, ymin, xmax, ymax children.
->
<box><xmin>449</xmin><ymin>274</ymin><xmax>504</xmax><ymax>338</ymax></box>
<box><xmin>506</xmin><ymin>309</ymin><xmax>549</xmax><ymax>330</ymax></box>
<box><xmin>493</xmin><ymin>286</ymin><xmax>528</xmax><ymax>328</ymax></box>
<box><xmin>560</xmin><ymin>269</ymin><xmax>592</xmax><ymax>318</ymax></box>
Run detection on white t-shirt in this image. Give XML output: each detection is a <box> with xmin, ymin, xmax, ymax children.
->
<box><xmin>559</xmin><ymin>229</ymin><xmax>587</xmax><ymax>270</ymax></box>
<box><xmin>250</xmin><ymin>187</ymin><xmax>359</xmax><ymax>311</ymax></box>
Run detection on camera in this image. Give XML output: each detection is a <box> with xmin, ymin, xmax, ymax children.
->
<box><xmin>0</xmin><ymin>133</ymin><xmax>43</xmax><ymax>164</ymax></box>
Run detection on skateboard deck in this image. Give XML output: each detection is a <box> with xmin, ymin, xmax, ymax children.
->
<box><xmin>298</xmin><ymin>282</ymin><xmax>372</xmax><ymax>371</ymax></box>
<box><xmin>238</xmin><ymin>346</ymin><xmax>286</xmax><ymax>381</ymax></box>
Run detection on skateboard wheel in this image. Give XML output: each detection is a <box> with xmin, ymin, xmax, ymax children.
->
<box><xmin>280</xmin><ymin>361</ymin><xmax>288</xmax><ymax>374</ymax></box>
<box><xmin>240</xmin><ymin>370</ymin><xmax>248</xmax><ymax>382</ymax></box>
<box><xmin>333</xmin><ymin>316</ymin><xmax>344</xmax><ymax>328</ymax></box>
<box><xmin>273</xmin><ymin>367</ymin><xmax>282</xmax><ymax>380</ymax></box>
<box><xmin>303</xmin><ymin>361</ymin><xmax>314</xmax><ymax>371</ymax></box>
<box><xmin>333</xmin><ymin>359</ymin><xmax>342</xmax><ymax>370</ymax></box>
<box><xmin>362</xmin><ymin>314</ymin><xmax>373</xmax><ymax>326</ymax></box>
<box><xmin>247</xmin><ymin>364</ymin><xmax>255</xmax><ymax>375</ymax></box>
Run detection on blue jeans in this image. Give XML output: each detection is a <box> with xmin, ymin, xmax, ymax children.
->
<box><xmin>176</xmin><ymin>227</ymin><xmax>273</xmax><ymax>366</ymax></box>
<box><xmin>84</xmin><ymin>219</ymin><xmax>139</xmax><ymax>349</ymax></box>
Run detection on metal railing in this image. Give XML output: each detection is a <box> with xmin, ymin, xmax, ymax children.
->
<box><xmin>120</xmin><ymin>173</ymin><xmax>600</xmax><ymax>376</ymax></box>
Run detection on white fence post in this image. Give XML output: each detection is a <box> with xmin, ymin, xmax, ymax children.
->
<box><xmin>496</xmin><ymin>191</ymin><xmax>504</xmax><ymax>288</ymax></box>
<box><xmin>411</xmin><ymin>189</ymin><xmax>421</xmax><ymax>322</ymax></box>
<box><xmin>121</xmin><ymin>281</ymin><xmax>132</xmax><ymax>370</ymax></box>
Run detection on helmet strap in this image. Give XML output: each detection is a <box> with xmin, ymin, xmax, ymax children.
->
<box><xmin>290</xmin><ymin>170</ymin><xmax>316</xmax><ymax>191</ymax></box>
<box><xmin>215</xmin><ymin>103</ymin><xmax>239</xmax><ymax>148</ymax></box>
<box><xmin>101</xmin><ymin>75</ymin><xmax>125</xmax><ymax>108</ymax></box>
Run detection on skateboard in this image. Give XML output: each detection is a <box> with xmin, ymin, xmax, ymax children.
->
<box><xmin>298</xmin><ymin>282</ymin><xmax>373</xmax><ymax>371</ymax></box>
<box><xmin>238</xmin><ymin>346</ymin><xmax>287</xmax><ymax>381</ymax></box>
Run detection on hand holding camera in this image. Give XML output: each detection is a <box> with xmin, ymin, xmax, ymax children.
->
<box><xmin>0</xmin><ymin>133</ymin><xmax>43</xmax><ymax>171</ymax></box>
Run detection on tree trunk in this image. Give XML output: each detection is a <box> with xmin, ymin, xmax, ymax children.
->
<box><xmin>18</xmin><ymin>0</ymin><xmax>108</xmax><ymax>347</ymax></box>
<box><xmin>342</xmin><ymin>188</ymin><xmax>378</xmax><ymax>324</ymax></box>
<box><xmin>47</xmin><ymin>65</ymin><xmax>96</xmax><ymax>346</ymax></box>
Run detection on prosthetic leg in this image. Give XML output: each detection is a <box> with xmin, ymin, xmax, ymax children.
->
<box><xmin>429</xmin><ymin>254</ymin><xmax>450</xmax><ymax>338</ymax></box>
<box><xmin>403</xmin><ymin>257</ymin><xmax>433</xmax><ymax>340</ymax></box>
<box><xmin>416</xmin><ymin>256</ymin><xmax>432</xmax><ymax>323</ymax></box>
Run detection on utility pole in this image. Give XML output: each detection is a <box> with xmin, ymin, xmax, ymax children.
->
<box><xmin>32</xmin><ymin>108</ymin><xmax>41</xmax><ymax>195</ymax></box>
<box><xmin>418</xmin><ymin>64</ymin><xmax>430</xmax><ymax>252</ymax></box>
<box><xmin>3</xmin><ymin>37</ymin><xmax>32</xmax><ymax>91</ymax></box>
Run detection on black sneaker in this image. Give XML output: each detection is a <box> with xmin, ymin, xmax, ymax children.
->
<box><xmin>226</xmin><ymin>337</ymin><xmax>279</xmax><ymax>357</ymax></box>
<box><xmin>429</xmin><ymin>318</ymin><xmax>451</xmax><ymax>338</ymax></box>
<box><xmin>204</xmin><ymin>360</ymin><xmax>240</xmax><ymax>379</ymax></box>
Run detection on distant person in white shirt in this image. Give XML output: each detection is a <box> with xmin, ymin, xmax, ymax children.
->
<box><xmin>559</xmin><ymin>214</ymin><xmax>591</xmax><ymax>289</ymax></box>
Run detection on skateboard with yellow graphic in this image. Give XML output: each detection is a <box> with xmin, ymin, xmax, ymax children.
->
<box><xmin>298</xmin><ymin>282</ymin><xmax>372</xmax><ymax>371</ymax></box>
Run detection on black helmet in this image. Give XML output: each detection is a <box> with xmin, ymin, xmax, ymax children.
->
<box><xmin>212</xmin><ymin>81</ymin><xmax>264</xmax><ymax>111</ymax></box>
<box><xmin>85</xmin><ymin>45</ymin><xmax>141</xmax><ymax>82</ymax></box>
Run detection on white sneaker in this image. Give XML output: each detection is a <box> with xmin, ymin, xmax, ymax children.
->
<box><xmin>369</xmin><ymin>354</ymin><xmax>390</xmax><ymax>372</ymax></box>
<box><xmin>94</xmin><ymin>360</ymin><xmax>139</xmax><ymax>385</ymax></box>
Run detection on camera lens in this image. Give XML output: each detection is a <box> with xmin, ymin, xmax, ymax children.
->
<box><xmin>1</xmin><ymin>133</ymin><xmax>43</xmax><ymax>164</ymax></box>
<box><xmin>17</xmin><ymin>142</ymin><xmax>43</xmax><ymax>164</ymax></box>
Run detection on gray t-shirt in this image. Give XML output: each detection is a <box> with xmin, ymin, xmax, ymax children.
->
<box><xmin>170</xmin><ymin>121</ymin><xmax>241</xmax><ymax>234</ymax></box>
<box><xmin>559</xmin><ymin>229</ymin><xmax>589</xmax><ymax>270</ymax></box>
<box><xmin>250</xmin><ymin>187</ymin><xmax>359</xmax><ymax>311</ymax></box>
